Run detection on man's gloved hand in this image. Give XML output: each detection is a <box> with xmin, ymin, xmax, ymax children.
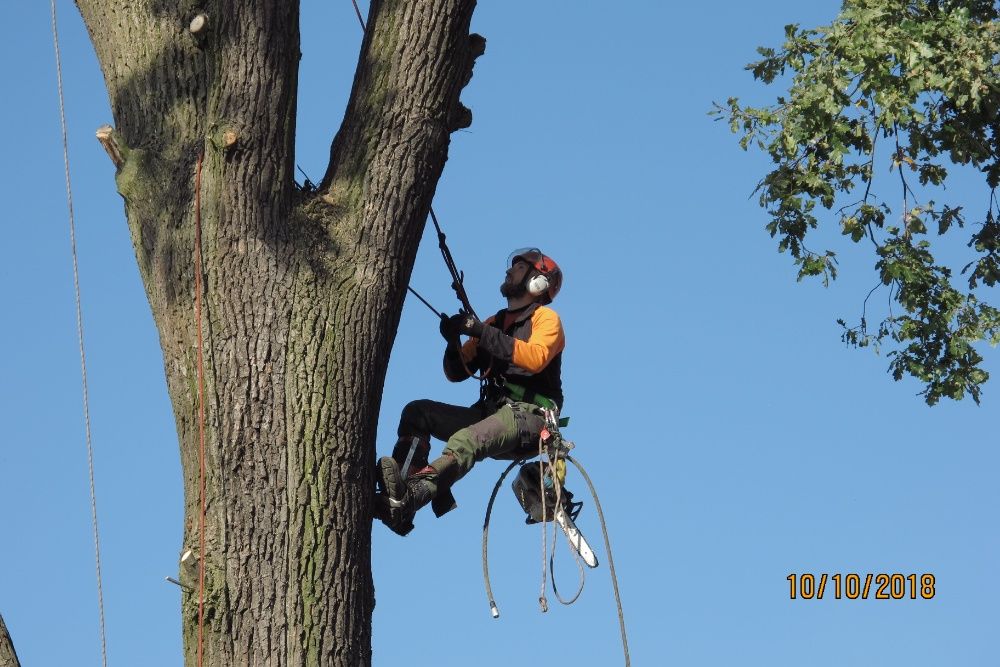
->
<box><xmin>457</xmin><ymin>312</ymin><xmax>484</xmax><ymax>338</ymax></box>
<box><xmin>439</xmin><ymin>313</ymin><xmax>465</xmax><ymax>342</ymax></box>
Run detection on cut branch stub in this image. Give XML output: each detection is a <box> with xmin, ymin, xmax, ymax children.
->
<box><xmin>95</xmin><ymin>124</ymin><xmax>125</xmax><ymax>170</ymax></box>
<box><xmin>189</xmin><ymin>13</ymin><xmax>209</xmax><ymax>35</ymax></box>
<box><xmin>210</xmin><ymin>127</ymin><xmax>240</xmax><ymax>152</ymax></box>
<box><xmin>469</xmin><ymin>33</ymin><xmax>486</xmax><ymax>59</ymax></box>
<box><xmin>448</xmin><ymin>103</ymin><xmax>473</xmax><ymax>132</ymax></box>
<box><xmin>450</xmin><ymin>33</ymin><xmax>486</xmax><ymax>132</ymax></box>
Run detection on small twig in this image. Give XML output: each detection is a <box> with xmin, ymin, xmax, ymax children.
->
<box><xmin>863</xmin><ymin>118</ymin><xmax>882</xmax><ymax>248</ymax></box>
<box><xmin>860</xmin><ymin>281</ymin><xmax>881</xmax><ymax>331</ymax></box>
<box><xmin>888</xmin><ymin>280</ymin><xmax>897</xmax><ymax>323</ymax></box>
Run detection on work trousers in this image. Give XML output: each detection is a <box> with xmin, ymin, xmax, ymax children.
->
<box><xmin>398</xmin><ymin>398</ymin><xmax>546</xmax><ymax>479</ymax></box>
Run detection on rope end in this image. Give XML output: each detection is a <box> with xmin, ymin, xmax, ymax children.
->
<box><xmin>489</xmin><ymin>601</ymin><xmax>500</xmax><ymax>619</ymax></box>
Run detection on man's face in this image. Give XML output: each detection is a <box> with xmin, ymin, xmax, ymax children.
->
<box><xmin>500</xmin><ymin>258</ymin><xmax>532</xmax><ymax>297</ymax></box>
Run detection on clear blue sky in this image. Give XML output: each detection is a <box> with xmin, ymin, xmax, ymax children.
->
<box><xmin>2</xmin><ymin>1</ymin><xmax>997</xmax><ymax>665</ymax></box>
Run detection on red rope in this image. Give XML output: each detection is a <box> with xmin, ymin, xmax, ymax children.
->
<box><xmin>194</xmin><ymin>153</ymin><xmax>207</xmax><ymax>667</ymax></box>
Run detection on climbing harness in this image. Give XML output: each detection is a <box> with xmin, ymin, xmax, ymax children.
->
<box><xmin>481</xmin><ymin>409</ymin><xmax>631</xmax><ymax>666</ymax></box>
<box><xmin>50</xmin><ymin>2</ymin><xmax>109</xmax><ymax>665</ymax></box>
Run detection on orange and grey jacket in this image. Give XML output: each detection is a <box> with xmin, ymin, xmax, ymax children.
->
<box><xmin>445</xmin><ymin>303</ymin><xmax>565</xmax><ymax>407</ymax></box>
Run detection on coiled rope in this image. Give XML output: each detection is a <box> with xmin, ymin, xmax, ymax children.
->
<box><xmin>481</xmin><ymin>451</ymin><xmax>631</xmax><ymax>666</ymax></box>
<box><xmin>540</xmin><ymin>439</ymin><xmax>586</xmax><ymax>609</ymax></box>
<box><xmin>537</xmin><ymin>448</ymin><xmax>549</xmax><ymax>612</ymax></box>
<box><xmin>481</xmin><ymin>459</ymin><xmax>521</xmax><ymax>619</ymax></box>
<box><xmin>566</xmin><ymin>455</ymin><xmax>630</xmax><ymax>666</ymax></box>
<box><xmin>50</xmin><ymin>2</ymin><xmax>109</xmax><ymax>665</ymax></box>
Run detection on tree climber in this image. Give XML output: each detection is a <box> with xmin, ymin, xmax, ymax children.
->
<box><xmin>375</xmin><ymin>248</ymin><xmax>565</xmax><ymax>536</ymax></box>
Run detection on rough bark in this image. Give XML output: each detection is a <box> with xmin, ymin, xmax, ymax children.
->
<box><xmin>73</xmin><ymin>0</ymin><xmax>481</xmax><ymax>664</ymax></box>
<box><xmin>0</xmin><ymin>615</ymin><xmax>19</xmax><ymax>667</ymax></box>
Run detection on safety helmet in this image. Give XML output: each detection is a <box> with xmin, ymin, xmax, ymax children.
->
<box><xmin>508</xmin><ymin>247</ymin><xmax>563</xmax><ymax>304</ymax></box>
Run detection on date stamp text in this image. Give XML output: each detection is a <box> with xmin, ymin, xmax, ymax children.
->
<box><xmin>787</xmin><ymin>573</ymin><xmax>936</xmax><ymax>600</ymax></box>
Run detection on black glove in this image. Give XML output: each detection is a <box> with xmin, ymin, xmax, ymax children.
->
<box><xmin>439</xmin><ymin>313</ymin><xmax>465</xmax><ymax>342</ymax></box>
<box><xmin>457</xmin><ymin>312</ymin><xmax>484</xmax><ymax>338</ymax></box>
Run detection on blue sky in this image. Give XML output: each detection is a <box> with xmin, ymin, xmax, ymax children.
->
<box><xmin>2</xmin><ymin>1</ymin><xmax>997</xmax><ymax>665</ymax></box>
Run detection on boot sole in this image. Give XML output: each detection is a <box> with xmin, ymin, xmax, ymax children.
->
<box><xmin>378</xmin><ymin>456</ymin><xmax>407</xmax><ymax>506</ymax></box>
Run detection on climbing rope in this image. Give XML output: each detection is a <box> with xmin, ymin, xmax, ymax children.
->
<box><xmin>194</xmin><ymin>154</ymin><xmax>208</xmax><ymax>667</ymax></box>
<box><xmin>481</xmin><ymin>459</ymin><xmax>521</xmax><ymax>619</ymax></box>
<box><xmin>349</xmin><ymin>0</ymin><xmax>366</xmax><ymax>31</ymax></box>
<box><xmin>481</xmin><ymin>439</ymin><xmax>631</xmax><ymax>665</ymax></box>
<box><xmin>537</xmin><ymin>426</ymin><xmax>586</xmax><ymax>609</ymax></box>
<box><xmin>566</xmin><ymin>455</ymin><xmax>630</xmax><ymax>667</ymax></box>
<box><xmin>537</xmin><ymin>446</ymin><xmax>549</xmax><ymax>612</ymax></box>
<box><xmin>548</xmin><ymin>521</ymin><xmax>586</xmax><ymax>606</ymax></box>
<box><xmin>50</xmin><ymin>2</ymin><xmax>109</xmax><ymax>665</ymax></box>
<box><xmin>546</xmin><ymin>455</ymin><xmax>586</xmax><ymax>607</ymax></box>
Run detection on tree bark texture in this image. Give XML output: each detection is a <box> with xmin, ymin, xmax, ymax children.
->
<box><xmin>0</xmin><ymin>615</ymin><xmax>20</xmax><ymax>667</ymax></box>
<box><xmin>73</xmin><ymin>0</ymin><xmax>481</xmax><ymax>664</ymax></box>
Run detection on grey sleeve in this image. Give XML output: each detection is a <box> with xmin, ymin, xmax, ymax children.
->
<box><xmin>476</xmin><ymin>326</ymin><xmax>515</xmax><ymax>363</ymax></box>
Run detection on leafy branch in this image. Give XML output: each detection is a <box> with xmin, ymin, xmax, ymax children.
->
<box><xmin>714</xmin><ymin>0</ymin><xmax>1000</xmax><ymax>404</ymax></box>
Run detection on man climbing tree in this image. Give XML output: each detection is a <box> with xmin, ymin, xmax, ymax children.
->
<box><xmin>71</xmin><ymin>0</ymin><xmax>485</xmax><ymax>664</ymax></box>
<box><xmin>717</xmin><ymin>0</ymin><xmax>1000</xmax><ymax>404</ymax></box>
<box><xmin>375</xmin><ymin>248</ymin><xmax>565</xmax><ymax>535</ymax></box>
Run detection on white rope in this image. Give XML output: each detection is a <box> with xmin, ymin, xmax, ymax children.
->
<box><xmin>567</xmin><ymin>455</ymin><xmax>630</xmax><ymax>666</ymax></box>
<box><xmin>537</xmin><ymin>441</ymin><xmax>549</xmax><ymax>612</ymax></box>
<box><xmin>50</xmin><ymin>3</ymin><xmax>109</xmax><ymax>665</ymax></box>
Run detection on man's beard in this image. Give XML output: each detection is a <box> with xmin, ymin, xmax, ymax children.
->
<box><xmin>500</xmin><ymin>279</ymin><xmax>526</xmax><ymax>298</ymax></box>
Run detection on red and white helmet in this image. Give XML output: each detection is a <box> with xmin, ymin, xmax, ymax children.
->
<box><xmin>508</xmin><ymin>247</ymin><xmax>563</xmax><ymax>304</ymax></box>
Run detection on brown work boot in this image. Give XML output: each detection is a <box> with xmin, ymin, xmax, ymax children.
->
<box><xmin>376</xmin><ymin>457</ymin><xmax>437</xmax><ymax>536</ymax></box>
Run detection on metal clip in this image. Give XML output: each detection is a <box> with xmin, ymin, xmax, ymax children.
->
<box><xmin>165</xmin><ymin>576</ymin><xmax>193</xmax><ymax>592</ymax></box>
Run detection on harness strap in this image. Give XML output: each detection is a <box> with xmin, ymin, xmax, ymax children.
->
<box><xmin>500</xmin><ymin>381</ymin><xmax>556</xmax><ymax>410</ymax></box>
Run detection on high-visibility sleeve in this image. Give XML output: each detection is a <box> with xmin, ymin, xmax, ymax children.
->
<box><xmin>476</xmin><ymin>307</ymin><xmax>564</xmax><ymax>373</ymax></box>
<box><xmin>511</xmin><ymin>307</ymin><xmax>564</xmax><ymax>373</ymax></box>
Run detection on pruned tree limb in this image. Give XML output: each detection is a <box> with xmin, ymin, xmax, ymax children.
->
<box><xmin>95</xmin><ymin>124</ymin><xmax>124</xmax><ymax>169</ymax></box>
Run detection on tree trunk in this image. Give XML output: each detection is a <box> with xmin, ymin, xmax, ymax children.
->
<box><xmin>74</xmin><ymin>0</ymin><xmax>482</xmax><ymax>664</ymax></box>
<box><xmin>0</xmin><ymin>615</ymin><xmax>20</xmax><ymax>667</ymax></box>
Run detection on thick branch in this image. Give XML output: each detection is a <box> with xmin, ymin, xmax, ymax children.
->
<box><xmin>0</xmin><ymin>615</ymin><xmax>21</xmax><ymax>667</ymax></box>
<box><xmin>320</xmin><ymin>0</ymin><xmax>483</xmax><ymax>204</ymax></box>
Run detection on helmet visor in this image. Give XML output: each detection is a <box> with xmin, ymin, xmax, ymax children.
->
<box><xmin>508</xmin><ymin>247</ymin><xmax>544</xmax><ymax>270</ymax></box>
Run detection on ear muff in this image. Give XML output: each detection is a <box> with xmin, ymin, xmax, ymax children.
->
<box><xmin>526</xmin><ymin>273</ymin><xmax>549</xmax><ymax>296</ymax></box>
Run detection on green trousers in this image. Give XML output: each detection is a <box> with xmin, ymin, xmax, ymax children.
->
<box><xmin>398</xmin><ymin>398</ymin><xmax>546</xmax><ymax>480</ymax></box>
